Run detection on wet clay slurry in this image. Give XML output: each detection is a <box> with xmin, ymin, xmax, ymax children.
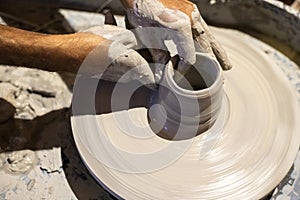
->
<box><xmin>71</xmin><ymin>27</ymin><xmax>300</xmax><ymax>199</ymax></box>
<box><xmin>148</xmin><ymin>53</ymin><xmax>223</xmax><ymax>140</ymax></box>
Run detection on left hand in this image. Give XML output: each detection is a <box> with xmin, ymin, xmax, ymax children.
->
<box><xmin>83</xmin><ymin>25</ymin><xmax>155</xmax><ymax>86</ymax></box>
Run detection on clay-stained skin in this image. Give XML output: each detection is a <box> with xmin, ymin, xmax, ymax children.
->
<box><xmin>124</xmin><ymin>0</ymin><xmax>196</xmax><ymax>68</ymax></box>
<box><xmin>158</xmin><ymin>0</ymin><xmax>196</xmax><ymax>21</ymax></box>
<box><xmin>121</xmin><ymin>0</ymin><xmax>195</xmax><ymax>20</ymax></box>
<box><xmin>83</xmin><ymin>25</ymin><xmax>155</xmax><ymax>85</ymax></box>
<box><xmin>121</xmin><ymin>0</ymin><xmax>232</xmax><ymax>71</ymax></box>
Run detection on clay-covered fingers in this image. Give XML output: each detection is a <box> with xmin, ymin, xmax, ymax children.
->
<box><xmin>82</xmin><ymin>25</ymin><xmax>155</xmax><ymax>86</ymax></box>
<box><xmin>102</xmin><ymin>50</ymin><xmax>155</xmax><ymax>86</ymax></box>
<box><xmin>124</xmin><ymin>0</ymin><xmax>196</xmax><ymax>65</ymax></box>
<box><xmin>122</xmin><ymin>0</ymin><xmax>231</xmax><ymax>71</ymax></box>
<box><xmin>192</xmin><ymin>10</ymin><xmax>232</xmax><ymax>70</ymax></box>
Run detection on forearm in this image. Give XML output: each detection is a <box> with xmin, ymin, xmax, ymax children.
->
<box><xmin>0</xmin><ymin>25</ymin><xmax>106</xmax><ymax>73</ymax></box>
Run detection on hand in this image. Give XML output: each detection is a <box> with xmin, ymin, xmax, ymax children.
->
<box><xmin>121</xmin><ymin>0</ymin><xmax>232</xmax><ymax>73</ymax></box>
<box><xmin>81</xmin><ymin>25</ymin><xmax>155</xmax><ymax>86</ymax></box>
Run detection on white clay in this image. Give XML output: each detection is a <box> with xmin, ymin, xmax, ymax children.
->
<box><xmin>126</xmin><ymin>0</ymin><xmax>196</xmax><ymax>64</ymax></box>
<box><xmin>150</xmin><ymin>52</ymin><xmax>223</xmax><ymax>140</ymax></box>
<box><xmin>1</xmin><ymin>150</ymin><xmax>36</xmax><ymax>174</ymax></box>
<box><xmin>81</xmin><ymin>25</ymin><xmax>155</xmax><ymax>85</ymax></box>
<box><xmin>71</xmin><ymin>27</ymin><xmax>300</xmax><ymax>199</ymax></box>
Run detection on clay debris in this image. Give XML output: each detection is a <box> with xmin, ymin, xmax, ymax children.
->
<box><xmin>0</xmin><ymin>65</ymin><xmax>72</xmax><ymax>120</ymax></box>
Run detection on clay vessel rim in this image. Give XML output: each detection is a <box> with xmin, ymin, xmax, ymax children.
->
<box><xmin>164</xmin><ymin>52</ymin><xmax>223</xmax><ymax>97</ymax></box>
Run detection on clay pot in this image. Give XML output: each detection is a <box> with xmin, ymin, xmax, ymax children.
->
<box><xmin>148</xmin><ymin>53</ymin><xmax>224</xmax><ymax>140</ymax></box>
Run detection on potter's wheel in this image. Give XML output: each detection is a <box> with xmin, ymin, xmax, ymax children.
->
<box><xmin>71</xmin><ymin>27</ymin><xmax>300</xmax><ymax>199</ymax></box>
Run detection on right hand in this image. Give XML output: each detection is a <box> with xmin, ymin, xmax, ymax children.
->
<box><xmin>120</xmin><ymin>0</ymin><xmax>232</xmax><ymax>74</ymax></box>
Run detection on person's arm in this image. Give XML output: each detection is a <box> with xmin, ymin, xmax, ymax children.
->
<box><xmin>0</xmin><ymin>24</ymin><xmax>107</xmax><ymax>73</ymax></box>
<box><xmin>0</xmin><ymin>24</ymin><xmax>155</xmax><ymax>85</ymax></box>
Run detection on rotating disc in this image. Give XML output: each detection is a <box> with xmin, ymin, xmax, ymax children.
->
<box><xmin>71</xmin><ymin>27</ymin><xmax>300</xmax><ymax>199</ymax></box>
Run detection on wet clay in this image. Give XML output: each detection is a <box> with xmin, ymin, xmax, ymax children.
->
<box><xmin>71</xmin><ymin>27</ymin><xmax>300</xmax><ymax>199</ymax></box>
<box><xmin>148</xmin><ymin>52</ymin><xmax>223</xmax><ymax>140</ymax></box>
<box><xmin>1</xmin><ymin>150</ymin><xmax>36</xmax><ymax>174</ymax></box>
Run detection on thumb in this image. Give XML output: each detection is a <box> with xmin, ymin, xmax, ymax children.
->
<box><xmin>102</xmin><ymin>50</ymin><xmax>156</xmax><ymax>87</ymax></box>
